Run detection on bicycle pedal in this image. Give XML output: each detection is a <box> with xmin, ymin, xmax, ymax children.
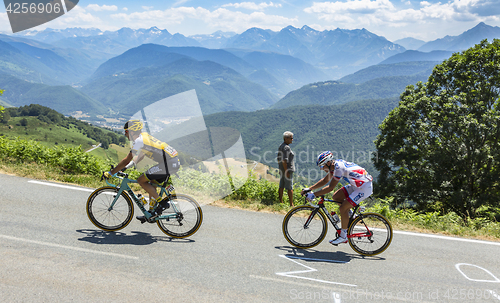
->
<box><xmin>136</xmin><ymin>215</ymin><xmax>156</xmax><ymax>224</ymax></box>
<box><xmin>136</xmin><ymin>216</ymin><xmax>147</xmax><ymax>224</ymax></box>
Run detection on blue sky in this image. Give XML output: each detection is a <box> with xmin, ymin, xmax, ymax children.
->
<box><xmin>1</xmin><ymin>0</ymin><xmax>500</xmax><ymax>41</ymax></box>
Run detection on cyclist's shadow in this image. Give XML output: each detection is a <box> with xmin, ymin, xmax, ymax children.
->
<box><xmin>76</xmin><ymin>229</ymin><xmax>194</xmax><ymax>245</ymax></box>
<box><xmin>275</xmin><ymin>246</ymin><xmax>385</xmax><ymax>263</ymax></box>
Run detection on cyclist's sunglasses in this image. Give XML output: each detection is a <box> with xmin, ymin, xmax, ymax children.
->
<box><xmin>319</xmin><ymin>161</ymin><xmax>332</xmax><ymax>169</ymax></box>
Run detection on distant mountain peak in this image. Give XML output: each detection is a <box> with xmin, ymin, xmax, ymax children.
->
<box><xmin>301</xmin><ymin>25</ymin><xmax>317</xmax><ymax>32</ymax></box>
<box><xmin>418</xmin><ymin>22</ymin><xmax>500</xmax><ymax>52</ymax></box>
<box><xmin>466</xmin><ymin>21</ymin><xmax>498</xmax><ymax>33</ymax></box>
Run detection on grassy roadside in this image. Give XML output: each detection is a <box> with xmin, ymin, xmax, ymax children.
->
<box><xmin>1</xmin><ymin>158</ymin><xmax>499</xmax><ymax>242</ymax></box>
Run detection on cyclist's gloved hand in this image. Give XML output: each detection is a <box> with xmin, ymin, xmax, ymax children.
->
<box><xmin>305</xmin><ymin>192</ymin><xmax>316</xmax><ymax>201</ymax></box>
<box><xmin>101</xmin><ymin>171</ymin><xmax>112</xmax><ymax>180</ymax></box>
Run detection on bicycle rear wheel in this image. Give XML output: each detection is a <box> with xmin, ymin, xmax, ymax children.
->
<box><xmin>157</xmin><ymin>194</ymin><xmax>202</xmax><ymax>238</ymax></box>
<box><xmin>86</xmin><ymin>187</ymin><xmax>134</xmax><ymax>231</ymax></box>
<box><xmin>348</xmin><ymin>212</ymin><xmax>393</xmax><ymax>256</ymax></box>
<box><xmin>282</xmin><ymin>205</ymin><xmax>327</xmax><ymax>249</ymax></box>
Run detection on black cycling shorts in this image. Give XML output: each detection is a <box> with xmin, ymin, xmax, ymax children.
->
<box><xmin>144</xmin><ymin>157</ymin><xmax>180</xmax><ymax>183</ymax></box>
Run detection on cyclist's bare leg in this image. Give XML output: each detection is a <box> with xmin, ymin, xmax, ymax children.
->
<box><xmin>339</xmin><ymin>201</ymin><xmax>353</xmax><ymax>230</ymax></box>
<box><xmin>137</xmin><ymin>174</ymin><xmax>159</xmax><ymax>200</ymax></box>
<box><xmin>331</xmin><ymin>188</ymin><xmax>353</xmax><ymax>230</ymax></box>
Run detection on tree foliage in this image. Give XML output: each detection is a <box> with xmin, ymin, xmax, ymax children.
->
<box><xmin>374</xmin><ymin>39</ymin><xmax>500</xmax><ymax>219</ymax></box>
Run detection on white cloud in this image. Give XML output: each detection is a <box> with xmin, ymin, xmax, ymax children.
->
<box><xmin>304</xmin><ymin>0</ymin><xmax>394</xmax><ymax>15</ymax></box>
<box><xmin>222</xmin><ymin>2</ymin><xmax>282</xmax><ymax>11</ymax></box>
<box><xmin>86</xmin><ymin>4</ymin><xmax>118</xmax><ymax>12</ymax></box>
<box><xmin>37</xmin><ymin>5</ymin><xmax>104</xmax><ymax>29</ymax></box>
<box><xmin>304</xmin><ymin>0</ymin><xmax>486</xmax><ymax>27</ymax></box>
<box><xmin>142</xmin><ymin>6</ymin><xmax>154</xmax><ymax>11</ymax></box>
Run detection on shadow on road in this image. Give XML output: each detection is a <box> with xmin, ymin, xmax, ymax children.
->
<box><xmin>76</xmin><ymin>229</ymin><xmax>194</xmax><ymax>245</ymax></box>
<box><xmin>275</xmin><ymin>246</ymin><xmax>386</xmax><ymax>262</ymax></box>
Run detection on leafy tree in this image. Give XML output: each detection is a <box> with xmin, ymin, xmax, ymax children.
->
<box><xmin>0</xmin><ymin>108</ymin><xmax>9</xmax><ymax>124</ymax></box>
<box><xmin>20</xmin><ymin>117</ymin><xmax>28</xmax><ymax>126</ymax></box>
<box><xmin>374</xmin><ymin>39</ymin><xmax>500</xmax><ymax>220</ymax></box>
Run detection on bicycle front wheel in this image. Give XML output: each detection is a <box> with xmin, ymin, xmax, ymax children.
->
<box><xmin>86</xmin><ymin>186</ymin><xmax>134</xmax><ymax>231</ymax></box>
<box><xmin>157</xmin><ymin>194</ymin><xmax>203</xmax><ymax>238</ymax></box>
<box><xmin>348</xmin><ymin>212</ymin><xmax>393</xmax><ymax>256</ymax></box>
<box><xmin>282</xmin><ymin>205</ymin><xmax>328</xmax><ymax>249</ymax></box>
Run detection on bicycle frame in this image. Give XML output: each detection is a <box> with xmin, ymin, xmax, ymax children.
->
<box><xmin>105</xmin><ymin>172</ymin><xmax>179</xmax><ymax>222</ymax></box>
<box><xmin>306</xmin><ymin>196</ymin><xmax>371</xmax><ymax>239</ymax></box>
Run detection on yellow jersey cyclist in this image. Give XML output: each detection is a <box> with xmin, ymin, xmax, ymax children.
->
<box><xmin>301</xmin><ymin>151</ymin><xmax>373</xmax><ymax>245</ymax></box>
<box><xmin>103</xmin><ymin>120</ymin><xmax>180</xmax><ymax>223</ymax></box>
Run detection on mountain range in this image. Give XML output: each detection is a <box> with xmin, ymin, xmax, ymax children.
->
<box><xmin>0</xmin><ymin>22</ymin><xmax>498</xmax><ymax>118</ymax></box>
<box><xmin>417</xmin><ymin>22</ymin><xmax>500</xmax><ymax>52</ymax></box>
<box><xmin>2</xmin><ymin>22</ymin><xmax>499</xmax><ymax>178</ymax></box>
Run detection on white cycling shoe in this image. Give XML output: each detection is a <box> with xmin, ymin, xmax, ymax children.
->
<box><xmin>329</xmin><ymin>236</ymin><xmax>348</xmax><ymax>246</ymax></box>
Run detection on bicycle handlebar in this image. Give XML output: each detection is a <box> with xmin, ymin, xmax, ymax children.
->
<box><xmin>115</xmin><ymin>171</ymin><xmax>128</xmax><ymax>178</ymax></box>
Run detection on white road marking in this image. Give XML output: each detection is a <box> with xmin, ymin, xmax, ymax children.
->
<box><xmin>0</xmin><ymin>234</ymin><xmax>139</xmax><ymax>260</ymax></box>
<box><xmin>276</xmin><ymin>255</ymin><xmax>357</xmax><ymax>287</ymax></box>
<box><xmin>28</xmin><ymin>180</ymin><xmax>95</xmax><ymax>192</ymax></box>
<box><xmin>394</xmin><ymin>230</ymin><xmax>500</xmax><ymax>246</ymax></box>
<box><xmin>455</xmin><ymin>263</ymin><xmax>500</xmax><ymax>283</ymax></box>
<box><xmin>488</xmin><ymin>290</ymin><xmax>500</xmax><ymax>301</ymax></box>
<box><xmin>455</xmin><ymin>264</ymin><xmax>500</xmax><ymax>301</ymax></box>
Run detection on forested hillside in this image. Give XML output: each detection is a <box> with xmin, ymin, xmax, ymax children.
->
<box><xmin>271</xmin><ymin>76</ymin><xmax>424</xmax><ymax>109</ymax></box>
<box><xmin>0</xmin><ymin>73</ymin><xmax>108</xmax><ymax>116</ymax></box>
<box><xmin>82</xmin><ymin>57</ymin><xmax>278</xmax><ymax>116</ymax></box>
<box><xmin>339</xmin><ymin>61</ymin><xmax>437</xmax><ymax>84</ymax></box>
<box><xmin>201</xmin><ymin>97</ymin><xmax>400</xmax><ymax>182</ymax></box>
<box><xmin>1</xmin><ymin>104</ymin><xmax>125</xmax><ymax>149</ymax></box>
<box><xmin>270</xmin><ymin>58</ymin><xmax>443</xmax><ymax>110</ymax></box>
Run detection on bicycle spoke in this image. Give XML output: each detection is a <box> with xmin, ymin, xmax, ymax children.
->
<box><xmin>283</xmin><ymin>206</ymin><xmax>327</xmax><ymax>249</ymax></box>
<box><xmin>156</xmin><ymin>194</ymin><xmax>202</xmax><ymax>238</ymax></box>
<box><xmin>86</xmin><ymin>187</ymin><xmax>133</xmax><ymax>231</ymax></box>
<box><xmin>348</xmin><ymin>213</ymin><xmax>392</xmax><ymax>256</ymax></box>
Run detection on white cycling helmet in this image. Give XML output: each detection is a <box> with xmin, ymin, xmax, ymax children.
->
<box><xmin>316</xmin><ymin>151</ymin><xmax>334</xmax><ymax>167</ymax></box>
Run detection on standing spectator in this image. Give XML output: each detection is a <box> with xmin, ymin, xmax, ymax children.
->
<box><xmin>277</xmin><ymin>131</ymin><xmax>295</xmax><ymax>206</ymax></box>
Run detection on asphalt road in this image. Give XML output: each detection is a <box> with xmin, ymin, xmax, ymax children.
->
<box><xmin>1</xmin><ymin>173</ymin><xmax>500</xmax><ymax>302</ymax></box>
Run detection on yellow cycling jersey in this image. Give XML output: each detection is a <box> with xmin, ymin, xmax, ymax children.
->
<box><xmin>132</xmin><ymin>132</ymin><xmax>178</xmax><ymax>163</ymax></box>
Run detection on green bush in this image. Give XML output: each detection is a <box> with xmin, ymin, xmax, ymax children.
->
<box><xmin>0</xmin><ymin>136</ymin><xmax>105</xmax><ymax>175</ymax></box>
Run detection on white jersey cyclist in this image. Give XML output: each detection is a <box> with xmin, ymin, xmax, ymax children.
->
<box><xmin>330</xmin><ymin>159</ymin><xmax>373</xmax><ymax>206</ymax></box>
<box><xmin>303</xmin><ymin>151</ymin><xmax>375</xmax><ymax>245</ymax></box>
<box><xmin>331</xmin><ymin>159</ymin><xmax>373</xmax><ymax>188</ymax></box>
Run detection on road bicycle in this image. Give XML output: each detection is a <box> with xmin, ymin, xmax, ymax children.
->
<box><xmin>282</xmin><ymin>196</ymin><xmax>392</xmax><ymax>256</ymax></box>
<box><xmin>86</xmin><ymin>170</ymin><xmax>203</xmax><ymax>238</ymax></box>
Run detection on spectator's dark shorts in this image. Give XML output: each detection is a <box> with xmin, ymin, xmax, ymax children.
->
<box><xmin>279</xmin><ymin>170</ymin><xmax>293</xmax><ymax>190</ymax></box>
